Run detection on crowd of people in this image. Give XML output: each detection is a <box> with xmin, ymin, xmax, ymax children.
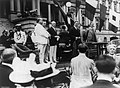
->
<box><xmin>1</xmin><ymin>17</ymin><xmax>120</xmax><ymax>88</ymax></box>
<box><xmin>1</xmin><ymin>42</ymin><xmax>120</xmax><ymax>88</ymax></box>
<box><xmin>0</xmin><ymin>18</ymin><xmax>98</xmax><ymax>64</ymax></box>
<box><xmin>69</xmin><ymin>42</ymin><xmax>120</xmax><ymax>88</ymax></box>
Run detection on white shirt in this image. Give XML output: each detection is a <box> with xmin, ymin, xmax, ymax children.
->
<box><xmin>14</xmin><ymin>31</ymin><xmax>26</xmax><ymax>44</ymax></box>
<box><xmin>70</xmin><ymin>53</ymin><xmax>94</xmax><ymax>88</ymax></box>
<box><xmin>32</xmin><ymin>23</ymin><xmax>50</xmax><ymax>44</ymax></box>
<box><xmin>97</xmin><ymin>73</ymin><xmax>112</xmax><ymax>82</ymax></box>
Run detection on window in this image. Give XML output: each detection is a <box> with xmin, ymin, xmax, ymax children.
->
<box><xmin>112</xmin><ymin>15</ymin><xmax>116</xmax><ymax>21</ymax></box>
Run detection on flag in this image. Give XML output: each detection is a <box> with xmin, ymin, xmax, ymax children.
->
<box><xmin>52</xmin><ymin>0</ymin><xmax>74</xmax><ymax>31</ymax></box>
<box><xmin>109</xmin><ymin>9</ymin><xmax>119</xmax><ymax>33</ymax></box>
<box><xmin>52</xmin><ymin>0</ymin><xmax>68</xmax><ymax>24</ymax></box>
<box><xmin>85</xmin><ymin>0</ymin><xmax>97</xmax><ymax>21</ymax></box>
<box><xmin>98</xmin><ymin>4</ymin><xmax>107</xmax><ymax>31</ymax></box>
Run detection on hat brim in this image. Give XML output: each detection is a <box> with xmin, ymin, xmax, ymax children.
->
<box><xmin>9</xmin><ymin>72</ymin><xmax>34</xmax><ymax>83</ymax></box>
<box><xmin>35</xmin><ymin>69</ymin><xmax>60</xmax><ymax>80</ymax></box>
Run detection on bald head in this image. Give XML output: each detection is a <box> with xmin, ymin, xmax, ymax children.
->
<box><xmin>1</xmin><ymin>48</ymin><xmax>17</xmax><ymax>64</ymax></box>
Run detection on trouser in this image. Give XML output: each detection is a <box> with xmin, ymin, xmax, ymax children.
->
<box><xmin>44</xmin><ymin>44</ymin><xmax>50</xmax><ymax>62</ymax></box>
<box><xmin>49</xmin><ymin>45</ymin><xmax>57</xmax><ymax>63</ymax></box>
<box><xmin>37</xmin><ymin>44</ymin><xmax>47</xmax><ymax>64</ymax></box>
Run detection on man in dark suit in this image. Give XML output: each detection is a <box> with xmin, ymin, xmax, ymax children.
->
<box><xmin>69</xmin><ymin>21</ymin><xmax>81</xmax><ymax>57</ymax></box>
<box><xmin>69</xmin><ymin>21</ymin><xmax>81</xmax><ymax>44</ymax></box>
<box><xmin>47</xmin><ymin>21</ymin><xmax>59</xmax><ymax>63</ymax></box>
<box><xmin>83</xmin><ymin>54</ymin><xmax>118</xmax><ymax>88</ymax></box>
<box><xmin>0</xmin><ymin>48</ymin><xmax>17</xmax><ymax>88</ymax></box>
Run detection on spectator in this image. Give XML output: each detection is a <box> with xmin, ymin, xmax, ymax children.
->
<box><xmin>0</xmin><ymin>48</ymin><xmax>17</xmax><ymax>88</ymax></box>
<box><xmin>86</xmin><ymin>23</ymin><xmax>97</xmax><ymax>42</ymax></box>
<box><xmin>70</xmin><ymin>43</ymin><xmax>95</xmax><ymax>88</ymax></box>
<box><xmin>25</xmin><ymin>31</ymin><xmax>35</xmax><ymax>50</ymax></box>
<box><xmin>14</xmin><ymin>24</ymin><xmax>26</xmax><ymax>45</ymax></box>
<box><xmin>58</xmin><ymin>25</ymin><xmax>72</xmax><ymax>61</ymax></box>
<box><xmin>69</xmin><ymin>21</ymin><xmax>81</xmax><ymax>45</ymax></box>
<box><xmin>69</xmin><ymin>21</ymin><xmax>81</xmax><ymax>58</ymax></box>
<box><xmin>10</xmin><ymin>52</ymin><xmax>59</xmax><ymax>88</ymax></box>
<box><xmin>47</xmin><ymin>21</ymin><xmax>59</xmax><ymax>63</ymax></box>
<box><xmin>6</xmin><ymin>30</ymin><xmax>15</xmax><ymax>48</ymax></box>
<box><xmin>115</xmin><ymin>45</ymin><xmax>120</xmax><ymax>66</ymax></box>
<box><xmin>58</xmin><ymin>25</ymin><xmax>71</xmax><ymax>45</ymax></box>
<box><xmin>0</xmin><ymin>30</ymin><xmax>9</xmax><ymax>47</ymax></box>
<box><xmin>10</xmin><ymin>53</ymin><xmax>49</xmax><ymax>88</ymax></box>
<box><xmin>13</xmin><ymin>25</ymin><xmax>38</xmax><ymax>58</ymax></box>
<box><xmin>106</xmin><ymin>44</ymin><xmax>120</xmax><ymax>83</ymax></box>
<box><xmin>83</xmin><ymin>54</ymin><xmax>117</xmax><ymax>88</ymax></box>
<box><xmin>107</xmin><ymin>44</ymin><xmax>117</xmax><ymax>58</ymax></box>
<box><xmin>113</xmin><ymin>60</ymin><xmax>120</xmax><ymax>85</ymax></box>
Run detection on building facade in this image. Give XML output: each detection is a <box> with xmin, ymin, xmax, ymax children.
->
<box><xmin>0</xmin><ymin>0</ymin><xmax>60</xmax><ymax>22</ymax></box>
<box><xmin>0</xmin><ymin>0</ymin><xmax>120</xmax><ymax>36</ymax></box>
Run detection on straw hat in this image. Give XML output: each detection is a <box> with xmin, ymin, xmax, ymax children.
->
<box><xmin>35</xmin><ymin>63</ymin><xmax>60</xmax><ymax>81</ymax></box>
<box><xmin>9</xmin><ymin>57</ymin><xmax>34</xmax><ymax>83</ymax></box>
<box><xmin>35</xmin><ymin>69</ymin><xmax>60</xmax><ymax>81</ymax></box>
<box><xmin>9</xmin><ymin>71</ymin><xmax>34</xmax><ymax>83</ymax></box>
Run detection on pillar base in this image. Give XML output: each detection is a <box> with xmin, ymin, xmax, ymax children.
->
<box><xmin>9</xmin><ymin>13</ymin><xmax>19</xmax><ymax>22</ymax></box>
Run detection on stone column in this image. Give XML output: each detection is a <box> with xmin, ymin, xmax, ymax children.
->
<box><xmin>37</xmin><ymin>0</ymin><xmax>40</xmax><ymax>16</ymax></box>
<box><xmin>48</xmin><ymin>4</ymin><xmax>51</xmax><ymax>22</ymax></box>
<box><xmin>16</xmin><ymin>0</ymin><xmax>21</xmax><ymax>13</ymax></box>
<box><xmin>10</xmin><ymin>0</ymin><xmax>14</xmax><ymax>12</ymax></box>
<box><xmin>106</xmin><ymin>0</ymin><xmax>109</xmax><ymax>10</ymax></box>
<box><xmin>106</xmin><ymin>17</ymin><xmax>109</xmax><ymax>30</ymax></box>
<box><xmin>117</xmin><ymin>2</ymin><xmax>119</xmax><ymax>12</ymax></box>
<box><xmin>32</xmin><ymin>0</ymin><xmax>36</xmax><ymax>10</ymax></box>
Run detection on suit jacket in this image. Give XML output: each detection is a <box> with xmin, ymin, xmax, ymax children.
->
<box><xmin>69</xmin><ymin>27</ymin><xmax>81</xmax><ymax>38</ymax></box>
<box><xmin>69</xmin><ymin>27</ymin><xmax>81</xmax><ymax>44</ymax></box>
<box><xmin>58</xmin><ymin>31</ymin><xmax>72</xmax><ymax>45</ymax></box>
<box><xmin>0</xmin><ymin>64</ymin><xmax>15</xmax><ymax>88</ymax></box>
<box><xmin>47</xmin><ymin>27</ymin><xmax>57</xmax><ymax>46</ymax></box>
<box><xmin>84</xmin><ymin>80</ymin><xmax>117</xmax><ymax>88</ymax></box>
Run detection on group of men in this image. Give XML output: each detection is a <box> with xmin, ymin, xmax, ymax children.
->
<box><xmin>0</xmin><ymin>44</ymin><xmax>119</xmax><ymax>88</ymax></box>
<box><xmin>70</xmin><ymin>43</ymin><xmax>120</xmax><ymax>88</ymax></box>
<box><xmin>5</xmin><ymin>18</ymin><xmax>59</xmax><ymax>64</ymax></box>
<box><xmin>32</xmin><ymin>18</ymin><xmax>58</xmax><ymax>63</ymax></box>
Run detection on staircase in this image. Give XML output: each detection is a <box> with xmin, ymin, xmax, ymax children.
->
<box><xmin>12</xmin><ymin>17</ymin><xmax>38</xmax><ymax>33</ymax></box>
